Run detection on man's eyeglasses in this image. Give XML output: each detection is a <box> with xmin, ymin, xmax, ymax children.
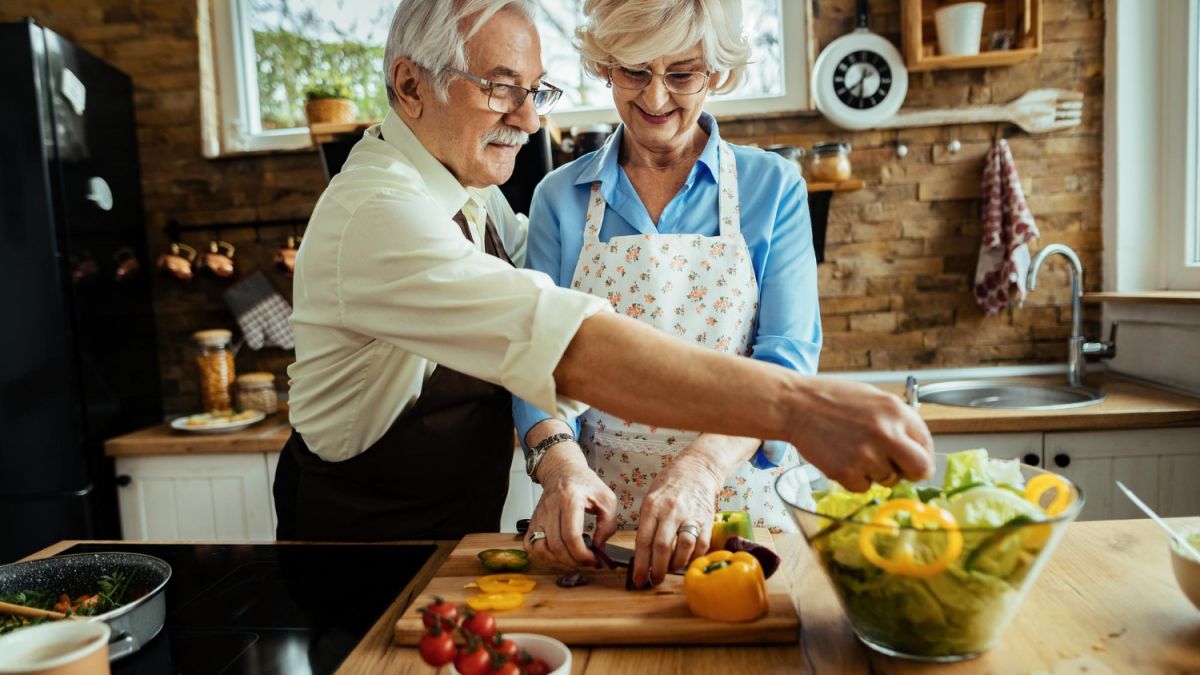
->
<box><xmin>443</xmin><ymin>67</ymin><xmax>563</xmax><ymax>115</ymax></box>
<box><xmin>607</xmin><ymin>66</ymin><xmax>712</xmax><ymax>95</ymax></box>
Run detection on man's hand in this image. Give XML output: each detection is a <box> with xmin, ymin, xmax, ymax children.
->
<box><xmin>629</xmin><ymin>454</ymin><xmax>720</xmax><ymax>588</ymax></box>
<box><xmin>524</xmin><ymin>442</ymin><xmax>617</xmax><ymax>568</ymax></box>
<box><xmin>790</xmin><ymin>379</ymin><xmax>934</xmax><ymax>492</ymax></box>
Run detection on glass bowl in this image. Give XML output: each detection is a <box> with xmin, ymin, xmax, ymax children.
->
<box><xmin>1170</xmin><ymin>531</ymin><xmax>1200</xmax><ymax>612</ymax></box>
<box><xmin>776</xmin><ymin>454</ymin><xmax>1084</xmax><ymax>662</ymax></box>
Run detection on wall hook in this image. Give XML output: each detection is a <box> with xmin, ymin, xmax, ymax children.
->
<box><xmin>947</xmin><ymin>138</ymin><xmax>962</xmax><ymax>154</ymax></box>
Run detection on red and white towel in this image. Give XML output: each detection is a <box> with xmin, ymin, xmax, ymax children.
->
<box><xmin>973</xmin><ymin>138</ymin><xmax>1039</xmax><ymax>316</ymax></box>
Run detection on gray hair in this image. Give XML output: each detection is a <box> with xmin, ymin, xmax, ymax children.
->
<box><xmin>383</xmin><ymin>0</ymin><xmax>535</xmax><ymax>105</ymax></box>
<box><xmin>576</xmin><ymin>0</ymin><xmax>751</xmax><ymax>94</ymax></box>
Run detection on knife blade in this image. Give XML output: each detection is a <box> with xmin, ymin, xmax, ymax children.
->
<box><xmin>603</xmin><ymin>542</ymin><xmax>686</xmax><ymax>575</ymax></box>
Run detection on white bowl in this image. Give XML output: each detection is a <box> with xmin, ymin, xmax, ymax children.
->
<box><xmin>1170</xmin><ymin>534</ymin><xmax>1200</xmax><ymax>611</ymax></box>
<box><xmin>0</xmin><ymin>620</ymin><xmax>111</xmax><ymax>674</ymax></box>
<box><xmin>449</xmin><ymin>633</ymin><xmax>571</xmax><ymax>675</ymax></box>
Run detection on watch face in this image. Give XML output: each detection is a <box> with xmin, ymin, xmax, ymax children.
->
<box><xmin>832</xmin><ymin>50</ymin><xmax>892</xmax><ymax>109</ymax></box>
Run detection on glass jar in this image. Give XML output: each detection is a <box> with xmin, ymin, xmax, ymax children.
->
<box><xmin>809</xmin><ymin>142</ymin><xmax>853</xmax><ymax>182</ymax></box>
<box><xmin>763</xmin><ymin>144</ymin><xmax>806</xmax><ymax>177</ymax></box>
<box><xmin>193</xmin><ymin>329</ymin><xmax>235</xmax><ymax>412</ymax></box>
<box><xmin>236</xmin><ymin>372</ymin><xmax>278</xmax><ymax>414</ymax></box>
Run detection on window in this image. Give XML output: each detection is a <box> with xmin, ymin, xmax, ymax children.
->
<box><xmin>1163</xmin><ymin>0</ymin><xmax>1200</xmax><ymax>289</ymax></box>
<box><xmin>206</xmin><ymin>0</ymin><xmax>810</xmax><ymax>155</ymax></box>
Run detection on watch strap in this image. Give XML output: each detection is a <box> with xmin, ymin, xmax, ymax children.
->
<box><xmin>527</xmin><ymin>432</ymin><xmax>576</xmax><ymax>483</ymax></box>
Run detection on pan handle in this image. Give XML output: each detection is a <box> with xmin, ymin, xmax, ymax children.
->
<box><xmin>108</xmin><ymin>632</ymin><xmax>138</xmax><ymax>661</ymax></box>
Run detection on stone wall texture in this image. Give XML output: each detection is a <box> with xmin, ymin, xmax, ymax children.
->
<box><xmin>1</xmin><ymin>0</ymin><xmax>1104</xmax><ymax>413</ymax></box>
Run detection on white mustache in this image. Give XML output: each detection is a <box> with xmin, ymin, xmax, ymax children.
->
<box><xmin>481</xmin><ymin>125</ymin><xmax>529</xmax><ymax>147</ymax></box>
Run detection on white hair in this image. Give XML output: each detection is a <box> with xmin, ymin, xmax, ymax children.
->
<box><xmin>383</xmin><ymin>0</ymin><xmax>535</xmax><ymax>104</ymax></box>
<box><xmin>576</xmin><ymin>0</ymin><xmax>751</xmax><ymax>94</ymax></box>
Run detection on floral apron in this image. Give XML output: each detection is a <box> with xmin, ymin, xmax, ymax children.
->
<box><xmin>571</xmin><ymin>142</ymin><xmax>797</xmax><ymax>533</ymax></box>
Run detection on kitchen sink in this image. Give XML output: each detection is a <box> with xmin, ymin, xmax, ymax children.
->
<box><xmin>915</xmin><ymin>379</ymin><xmax>1106</xmax><ymax>410</ymax></box>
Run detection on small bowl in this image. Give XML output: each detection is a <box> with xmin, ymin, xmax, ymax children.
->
<box><xmin>1170</xmin><ymin>534</ymin><xmax>1200</xmax><ymax>611</ymax></box>
<box><xmin>449</xmin><ymin>633</ymin><xmax>571</xmax><ymax>675</ymax></box>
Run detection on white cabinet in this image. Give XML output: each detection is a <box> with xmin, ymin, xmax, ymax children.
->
<box><xmin>1044</xmin><ymin>427</ymin><xmax>1200</xmax><ymax>521</ymax></box>
<box><xmin>933</xmin><ymin>427</ymin><xmax>1200</xmax><ymax>522</ymax></box>
<box><xmin>500</xmin><ymin>448</ymin><xmax>541</xmax><ymax>533</ymax></box>
<box><xmin>115</xmin><ymin>454</ymin><xmax>275</xmax><ymax>541</ymax></box>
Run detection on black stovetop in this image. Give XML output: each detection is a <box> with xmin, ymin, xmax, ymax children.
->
<box><xmin>58</xmin><ymin>543</ymin><xmax>438</xmax><ymax>675</ymax></box>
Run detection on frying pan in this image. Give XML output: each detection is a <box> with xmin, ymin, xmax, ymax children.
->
<box><xmin>0</xmin><ymin>552</ymin><xmax>171</xmax><ymax>661</ymax></box>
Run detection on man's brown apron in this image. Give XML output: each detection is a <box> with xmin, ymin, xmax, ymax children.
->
<box><xmin>274</xmin><ymin>211</ymin><xmax>517</xmax><ymax>540</ymax></box>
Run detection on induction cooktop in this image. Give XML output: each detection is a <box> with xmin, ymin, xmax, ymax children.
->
<box><xmin>58</xmin><ymin>542</ymin><xmax>438</xmax><ymax>675</ymax></box>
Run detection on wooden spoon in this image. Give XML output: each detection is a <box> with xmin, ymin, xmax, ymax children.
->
<box><xmin>0</xmin><ymin>600</ymin><xmax>81</xmax><ymax>621</ymax></box>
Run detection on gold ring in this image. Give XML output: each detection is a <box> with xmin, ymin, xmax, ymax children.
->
<box><xmin>879</xmin><ymin>472</ymin><xmax>899</xmax><ymax>486</ymax></box>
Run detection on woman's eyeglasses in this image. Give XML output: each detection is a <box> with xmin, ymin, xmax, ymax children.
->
<box><xmin>607</xmin><ymin>66</ymin><xmax>711</xmax><ymax>95</ymax></box>
<box><xmin>443</xmin><ymin>67</ymin><xmax>563</xmax><ymax>115</ymax></box>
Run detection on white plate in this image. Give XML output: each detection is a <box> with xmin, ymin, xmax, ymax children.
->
<box><xmin>170</xmin><ymin>410</ymin><xmax>266</xmax><ymax>434</ymax></box>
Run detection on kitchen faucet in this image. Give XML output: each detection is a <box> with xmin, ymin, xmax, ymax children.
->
<box><xmin>1025</xmin><ymin>243</ymin><xmax>1117</xmax><ymax>387</ymax></box>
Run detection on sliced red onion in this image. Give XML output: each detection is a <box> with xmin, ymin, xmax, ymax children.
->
<box><xmin>724</xmin><ymin>535</ymin><xmax>781</xmax><ymax>579</ymax></box>
<box><xmin>556</xmin><ymin>571</ymin><xmax>589</xmax><ymax>588</ymax></box>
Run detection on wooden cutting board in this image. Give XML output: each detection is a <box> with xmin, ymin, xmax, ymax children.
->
<box><xmin>394</xmin><ymin>529</ymin><xmax>799</xmax><ymax>646</ymax></box>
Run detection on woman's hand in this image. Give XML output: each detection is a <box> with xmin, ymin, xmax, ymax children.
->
<box><xmin>630</xmin><ymin>454</ymin><xmax>722</xmax><ymax>588</ymax></box>
<box><xmin>524</xmin><ymin>442</ymin><xmax>618</xmax><ymax>568</ymax></box>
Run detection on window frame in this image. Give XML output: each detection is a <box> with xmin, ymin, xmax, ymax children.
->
<box><xmin>1103</xmin><ymin>0</ymin><xmax>1200</xmax><ymax>291</ymax></box>
<box><xmin>204</xmin><ymin>0</ymin><xmax>813</xmax><ymax>156</ymax></box>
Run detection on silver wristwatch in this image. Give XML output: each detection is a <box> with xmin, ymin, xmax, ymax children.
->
<box><xmin>525</xmin><ymin>432</ymin><xmax>576</xmax><ymax>483</ymax></box>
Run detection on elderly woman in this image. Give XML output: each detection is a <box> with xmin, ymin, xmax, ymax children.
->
<box><xmin>514</xmin><ymin>0</ymin><xmax>821</xmax><ymax>586</ymax></box>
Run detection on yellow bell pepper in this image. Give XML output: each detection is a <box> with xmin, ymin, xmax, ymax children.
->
<box><xmin>858</xmin><ymin>499</ymin><xmax>964</xmax><ymax>578</ymax></box>
<box><xmin>465</xmin><ymin>591</ymin><xmax>524</xmax><ymax>612</ymax></box>
<box><xmin>683</xmin><ymin>550</ymin><xmax>768</xmax><ymax>622</ymax></box>
<box><xmin>476</xmin><ymin>573</ymin><xmax>537</xmax><ymax>594</ymax></box>
<box><xmin>1025</xmin><ymin>473</ymin><xmax>1073</xmax><ymax>516</ymax></box>
<box><xmin>710</xmin><ymin>510</ymin><xmax>754</xmax><ymax>551</ymax></box>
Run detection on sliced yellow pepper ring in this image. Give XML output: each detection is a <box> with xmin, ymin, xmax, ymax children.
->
<box><xmin>465</xmin><ymin>591</ymin><xmax>524</xmax><ymax>612</ymax></box>
<box><xmin>858</xmin><ymin>498</ymin><xmax>964</xmax><ymax>578</ymax></box>
<box><xmin>1025</xmin><ymin>473</ymin><xmax>1073</xmax><ymax>516</ymax></box>
<box><xmin>476</xmin><ymin>573</ymin><xmax>537</xmax><ymax>594</ymax></box>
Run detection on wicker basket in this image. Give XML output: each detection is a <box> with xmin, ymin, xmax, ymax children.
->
<box><xmin>305</xmin><ymin>98</ymin><xmax>358</xmax><ymax>125</ymax></box>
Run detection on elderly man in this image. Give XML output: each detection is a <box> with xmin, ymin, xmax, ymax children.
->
<box><xmin>275</xmin><ymin>0</ymin><xmax>933</xmax><ymax>580</ymax></box>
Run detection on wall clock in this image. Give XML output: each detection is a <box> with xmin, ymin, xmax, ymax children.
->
<box><xmin>811</xmin><ymin>0</ymin><xmax>908</xmax><ymax>130</ymax></box>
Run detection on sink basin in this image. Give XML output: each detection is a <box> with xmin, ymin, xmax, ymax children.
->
<box><xmin>917</xmin><ymin>380</ymin><xmax>1105</xmax><ymax>410</ymax></box>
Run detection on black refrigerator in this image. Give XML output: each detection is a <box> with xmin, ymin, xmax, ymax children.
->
<box><xmin>0</xmin><ymin>19</ymin><xmax>162</xmax><ymax>563</ymax></box>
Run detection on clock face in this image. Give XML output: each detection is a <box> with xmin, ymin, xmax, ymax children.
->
<box><xmin>832</xmin><ymin>50</ymin><xmax>892</xmax><ymax>109</ymax></box>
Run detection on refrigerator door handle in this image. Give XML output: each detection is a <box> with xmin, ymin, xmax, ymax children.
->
<box><xmin>0</xmin><ymin>483</ymin><xmax>94</xmax><ymax>503</ymax></box>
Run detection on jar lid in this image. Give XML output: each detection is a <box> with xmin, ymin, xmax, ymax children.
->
<box><xmin>812</xmin><ymin>141</ymin><xmax>852</xmax><ymax>155</ymax></box>
<box><xmin>193</xmin><ymin>329</ymin><xmax>233</xmax><ymax>346</ymax></box>
<box><xmin>237</xmin><ymin>372</ymin><xmax>275</xmax><ymax>385</ymax></box>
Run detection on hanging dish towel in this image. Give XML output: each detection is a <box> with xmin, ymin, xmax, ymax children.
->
<box><xmin>973</xmin><ymin>138</ymin><xmax>1040</xmax><ymax>316</ymax></box>
<box><xmin>222</xmin><ymin>270</ymin><xmax>295</xmax><ymax>350</ymax></box>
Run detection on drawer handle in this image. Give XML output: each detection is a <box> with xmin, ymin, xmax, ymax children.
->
<box><xmin>1053</xmin><ymin>454</ymin><xmax>1071</xmax><ymax>468</ymax></box>
<box><xmin>115</xmin><ymin>475</ymin><xmax>132</xmax><ymax>487</ymax></box>
<box><xmin>1022</xmin><ymin>453</ymin><xmax>1040</xmax><ymax>466</ymax></box>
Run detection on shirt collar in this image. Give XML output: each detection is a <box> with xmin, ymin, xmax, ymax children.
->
<box><xmin>572</xmin><ymin>111</ymin><xmax>723</xmax><ymax>187</ymax></box>
<box><xmin>379</xmin><ymin>109</ymin><xmax>470</xmax><ymax>218</ymax></box>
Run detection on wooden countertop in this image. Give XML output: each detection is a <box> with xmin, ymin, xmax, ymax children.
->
<box><xmin>105</xmin><ymin>374</ymin><xmax>1200</xmax><ymax>457</ymax></box>
<box><xmin>880</xmin><ymin>373</ymin><xmax>1200</xmax><ymax>434</ymax></box>
<box><xmin>104</xmin><ymin>410</ymin><xmax>293</xmax><ymax>457</ymax></box>
<box><xmin>26</xmin><ymin>518</ymin><xmax>1200</xmax><ymax>673</ymax></box>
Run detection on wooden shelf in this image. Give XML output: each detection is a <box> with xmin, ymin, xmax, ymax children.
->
<box><xmin>901</xmin><ymin>0</ymin><xmax>1042</xmax><ymax>72</ymax></box>
<box><xmin>807</xmin><ymin>179</ymin><xmax>865</xmax><ymax>193</ymax></box>
<box><xmin>1084</xmin><ymin>291</ymin><xmax>1200</xmax><ymax>306</ymax></box>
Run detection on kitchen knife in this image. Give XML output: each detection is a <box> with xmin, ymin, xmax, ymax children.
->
<box><xmin>602</xmin><ymin>542</ymin><xmax>686</xmax><ymax>576</ymax></box>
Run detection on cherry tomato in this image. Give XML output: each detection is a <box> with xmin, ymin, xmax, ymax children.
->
<box><xmin>492</xmin><ymin>635</ymin><xmax>519</xmax><ymax>661</ymax></box>
<box><xmin>421</xmin><ymin>597</ymin><xmax>458</xmax><ymax>631</ymax></box>
<box><xmin>522</xmin><ymin>658</ymin><xmax>552</xmax><ymax>675</ymax></box>
<box><xmin>417</xmin><ymin>625</ymin><xmax>456</xmax><ymax>667</ymax></box>
<box><xmin>461</xmin><ymin>610</ymin><xmax>497</xmax><ymax>639</ymax></box>
<box><xmin>454</xmin><ymin>643</ymin><xmax>492</xmax><ymax>675</ymax></box>
<box><xmin>488</xmin><ymin>660</ymin><xmax>520</xmax><ymax>675</ymax></box>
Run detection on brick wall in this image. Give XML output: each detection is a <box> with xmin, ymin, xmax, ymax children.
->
<box><xmin>2</xmin><ymin>0</ymin><xmax>1103</xmax><ymax>413</ymax></box>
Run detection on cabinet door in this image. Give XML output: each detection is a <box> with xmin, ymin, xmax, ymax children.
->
<box><xmin>932</xmin><ymin>433</ymin><xmax>1044</xmax><ymax>465</ymax></box>
<box><xmin>115</xmin><ymin>454</ymin><xmax>274</xmax><ymax>541</ymax></box>
<box><xmin>1044</xmin><ymin>427</ymin><xmax>1200</xmax><ymax>521</ymax></box>
<box><xmin>499</xmin><ymin>448</ymin><xmax>542</xmax><ymax>533</ymax></box>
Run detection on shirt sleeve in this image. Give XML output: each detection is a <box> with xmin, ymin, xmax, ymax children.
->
<box><xmin>337</xmin><ymin>191</ymin><xmax>610</xmax><ymax>417</ymax></box>
<box><xmin>749</xmin><ymin>171</ymin><xmax>823</xmax><ymax>468</ymax></box>
<box><xmin>512</xmin><ymin>181</ymin><xmax>587</xmax><ymax>455</ymax></box>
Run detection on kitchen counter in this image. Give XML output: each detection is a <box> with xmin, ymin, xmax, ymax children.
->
<box><xmin>105</xmin><ymin>374</ymin><xmax>1200</xmax><ymax>457</ymax></box>
<box><xmin>26</xmin><ymin>518</ymin><xmax>1200</xmax><ymax>674</ymax></box>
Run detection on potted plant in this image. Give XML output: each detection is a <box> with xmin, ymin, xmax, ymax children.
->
<box><xmin>303</xmin><ymin>80</ymin><xmax>358</xmax><ymax>125</ymax></box>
